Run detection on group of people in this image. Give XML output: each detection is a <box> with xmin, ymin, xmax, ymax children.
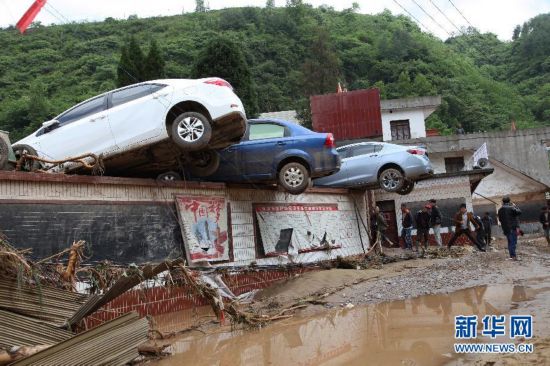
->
<box><xmin>372</xmin><ymin>196</ymin><xmax>525</xmax><ymax>261</ymax></box>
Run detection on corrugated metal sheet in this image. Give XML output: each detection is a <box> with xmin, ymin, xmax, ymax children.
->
<box><xmin>311</xmin><ymin>89</ymin><xmax>382</xmax><ymax>140</ymax></box>
<box><xmin>0</xmin><ymin>310</ymin><xmax>73</xmax><ymax>349</ymax></box>
<box><xmin>13</xmin><ymin>312</ymin><xmax>149</xmax><ymax>366</ymax></box>
<box><xmin>0</xmin><ymin>279</ymin><xmax>89</xmax><ymax>325</ymax></box>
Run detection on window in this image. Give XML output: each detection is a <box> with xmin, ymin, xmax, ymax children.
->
<box><xmin>445</xmin><ymin>157</ymin><xmax>465</xmax><ymax>173</ymax></box>
<box><xmin>57</xmin><ymin>96</ymin><xmax>106</xmax><ymax>124</ymax></box>
<box><xmin>248</xmin><ymin>124</ymin><xmax>286</xmax><ymax>140</ymax></box>
<box><xmin>336</xmin><ymin>146</ymin><xmax>350</xmax><ymax>158</ymax></box>
<box><xmin>111</xmin><ymin>84</ymin><xmax>164</xmax><ymax>107</ymax></box>
<box><xmin>351</xmin><ymin>144</ymin><xmax>375</xmax><ymax>156</ymax></box>
<box><xmin>390</xmin><ymin>120</ymin><xmax>411</xmax><ymax>141</ymax></box>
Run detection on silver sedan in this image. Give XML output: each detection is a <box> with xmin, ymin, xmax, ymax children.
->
<box><xmin>314</xmin><ymin>142</ymin><xmax>433</xmax><ymax>194</ymax></box>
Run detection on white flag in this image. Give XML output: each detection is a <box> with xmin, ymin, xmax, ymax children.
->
<box><xmin>473</xmin><ymin>142</ymin><xmax>488</xmax><ymax>165</ymax></box>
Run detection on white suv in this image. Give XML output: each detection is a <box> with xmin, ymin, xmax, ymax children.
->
<box><xmin>14</xmin><ymin>78</ymin><xmax>246</xmax><ymax>178</ymax></box>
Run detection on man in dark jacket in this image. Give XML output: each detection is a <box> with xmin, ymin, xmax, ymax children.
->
<box><xmin>370</xmin><ymin>209</ymin><xmax>378</xmax><ymax>243</ymax></box>
<box><xmin>539</xmin><ymin>206</ymin><xmax>550</xmax><ymax>245</ymax></box>
<box><xmin>415</xmin><ymin>205</ymin><xmax>431</xmax><ymax>250</ymax></box>
<box><xmin>481</xmin><ymin>212</ymin><xmax>494</xmax><ymax>247</ymax></box>
<box><xmin>473</xmin><ymin>214</ymin><xmax>486</xmax><ymax>248</ymax></box>
<box><xmin>375</xmin><ymin>206</ymin><xmax>391</xmax><ymax>247</ymax></box>
<box><xmin>447</xmin><ymin>203</ymin><xmax>486</xmax><ymax>251</ymax></box>
<box><xmin>497</xmin><ymin>196</ymin><xmax>522</xmax><ymax>260</ymax></box>
<box><xmin>401</xmin><ymin>203</ymin><xmax>413</xmax><ymax>250</ymax></box>
<box><xmin>429</xmin><ymin>199</ymin><xmax>442</xmax><ymax>247</ymax></box>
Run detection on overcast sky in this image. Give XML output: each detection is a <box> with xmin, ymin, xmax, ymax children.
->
<box><xmin>1</xmin><ymin>0</ymin><xmax>549</xmax><ymax>40</ymax></box>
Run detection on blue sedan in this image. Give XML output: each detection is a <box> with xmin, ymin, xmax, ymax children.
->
<box><xmin>196</xmin><ymin>119</ymin><xmax>341</xmax><ymax>194</ymax></box>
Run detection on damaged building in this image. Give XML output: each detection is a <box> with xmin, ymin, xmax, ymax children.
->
<box><xmin>0</xmin><ymin>172</ymin><xmax>370</xmax><ymax>266</ymax></box>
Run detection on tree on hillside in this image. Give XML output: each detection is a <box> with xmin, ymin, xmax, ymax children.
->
<box><xmin>512</xmin><ymin>25</ymin><xmax>521</xmax><ymax>41</ymax></box>
<box><xmin>195</xmin><ymin>0</ymin><xmax>209</xmax><ymax>13</ymax></box>
<box><xmin>266</xmin><ymin>0</ymin><xmax>275</xmax><ymax>8</ymax></box>
<box><xmin>1</xmin><ymin>84</ymin><xmax>53</xmax><ymax>140</ymax></box>
<box><xmin>296</xmin><ymin>27</ymin><xmax>341</xmax><ymax>128</ymax></box>
<box><xmin>300</xmin><ymin>28</ymin><xmax>341</xmax><ymax>96</ymax></box>
<box><xmin>116</xmin><ymin>36</ymin><xmax>145</xmax><ymax>87</ymax></box>
<box><xmin>116</xmin><ymin>46</ymin><xmax>133</xmax><ymax>87</ymax></box>
<box><xmin>144</xmin><ymin>39</ymin><xmax>165</xmax><ymax>80</ymax></box>
<box><xmin>192</xmin><ymin>36</ymin><xmax>259</xmax><ymax>117</ymax></box>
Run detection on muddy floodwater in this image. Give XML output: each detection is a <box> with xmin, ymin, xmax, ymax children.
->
<box><xmin>152</xmin><ymin>277</ymin><xmax>550</xmax><ymax>366</ymax></box>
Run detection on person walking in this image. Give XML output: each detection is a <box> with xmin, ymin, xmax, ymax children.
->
<box><xmin>415</xmin><ymin>205</ymin><xmax>431</xmax><ymax>251</ymax></box>
<box><xmin>473</xmin><ymin>213</ymin><xmax>487</xmax><ymax>249</ymax></box>
<box><xmin>539</xmin><ymin>206</ymin><xmax>550</xmax><ymax>245</ymax></box>
<box><xmin>481</xmin><ymin>212</ymin><xmax>494</xmax><ymax>247</ymax></box>
<box><xmin>370</xmin><ymin>208</ymin><xmax>378</xmax><ymax>244</ymax></box>
<box><xmin>401</xmin><ymin>203</ymin><xmax>413</xmax><ymax>250</ymax></box>
<box><xmin>429</xmin><ymin>199</ymin><xmax>443</xmax><ymax>247</ymax></box>
<box><xmin>375</xmin><ymin>206</ymin><xmax>391</xmax><ymax>247</ymax></box>
<box><xmin>497</xmin><ymin>196</ymin><xmax>522</xmax><ymax>260</ymax></box>
<box><xmin>447</xmin><ymin>203</ymin><xmax>486</xmax><ymax>251</ymax></box>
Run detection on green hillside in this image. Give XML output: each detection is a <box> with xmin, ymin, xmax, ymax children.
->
<box><xmin>0</xmin><ymin>3</ymin><xmax>548</xmax><ymax>141</ymax></box>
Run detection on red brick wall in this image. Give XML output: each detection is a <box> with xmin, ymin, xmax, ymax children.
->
<box><xmin>85</xmin><ymin>267</ymin><xmax>318</xmax><ymax>328</ymax></box>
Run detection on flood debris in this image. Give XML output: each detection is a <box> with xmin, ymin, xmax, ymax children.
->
<box><xmin>0</xmin><ymin>279</ymin><xmax>89</xmax><ymax>326</ymax></box>
<box><xmin>0</xmin><ymin>346</ymin><xmax>51</xmax><ymax>366</ymax></box>
<box><xmin>11</xmin><ymin>312</ymin><xmax>149</xmax><ymax>366</ymax></box>
<box><xmin>0</xmin><ymin>310</ymin><xmax>72</xmax><ymax>350</ymax></box>
<box><xmin>0</xmin><ymin>235</ymin><xmax>153</xmax><ymax>365</ymax></box>
<box><xmin>16</xmin><ymin>152</ymin><xmax>104</xmax><ymax>174</ymax></box>
<box><xmin>176</xmin><ymin>264</ymin><xmax>307</xmax><ymax>329</ymax></box>
<box><xmin>66</xmin><ymin>259</ymin><xmax>184</xmax><ymax>329</ymax></box>
<box><xmin>334</xmin><ymin>244</ymin><xmax>468</xmax><ymax>270</ymax></box>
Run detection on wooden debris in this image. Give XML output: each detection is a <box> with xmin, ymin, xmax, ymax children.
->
<box><xmin>0</xmin><ymin>345</ymin><xmax>52</xmax><ymax>365</ymax></box>
<box><xmin>60</xmin><ymin>241</ymin><xmax>85</xmax><ymax>284</ymax></box>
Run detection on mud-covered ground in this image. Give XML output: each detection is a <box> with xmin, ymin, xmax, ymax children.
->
<box><xmin>252</xmin><ymin>236</ymin><xmax>549</xmax><ymax>312</ymax></box>
<box><xmin>148</xmin><ymin>236</ymin><xmax>550</xmax><ymax>365</ymax></box>
<box><xmin>325</xmin><ymin>237</ymin><xmax>550</xmax><ymax>307</ymax></box>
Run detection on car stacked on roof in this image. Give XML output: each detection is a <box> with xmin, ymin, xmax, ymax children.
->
<box><xmin>189</xmin><ymin>119</ymin><xmax>341</xmax><ymax>194</ymax></box>
<box><xmin>314</xmin><ymin>141</ymin><xmax>433</xmax><ymax>194</ymax></box>
<box><xmin>14</xmin><ymin>78</ymin><xmax>246</xmax><ymax>178</ymax></box>
<box><xmin>12</xmin><ymin>79</ymin><xmax>432</xmax><ymax>195</ymax></box>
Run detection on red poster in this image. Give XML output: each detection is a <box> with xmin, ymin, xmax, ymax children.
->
<box><xmin>175</xmin><ymin>196</ymin><xmax>229</xmax><ymax>263</ymax></box>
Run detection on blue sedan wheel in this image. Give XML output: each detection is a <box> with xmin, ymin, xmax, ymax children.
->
<box><xmin>278</xmin><ymin>162</ymin><xmax>310</xmax><ymax>195</ymax></box>
<box><xmin>378</xmin><ymin>167</ymin><xmax>405</xmax><ymax>192</ymax></box>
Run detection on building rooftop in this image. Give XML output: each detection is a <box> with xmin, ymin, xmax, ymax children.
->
<box><xmin>380</xmin><ymin>96</ymin><xmax>441</xmax><ymax>111</ymax></box>
<box><xmin>258</xmin><ymin>110</ymin><xmax>300</xmax><ymax>124</ymax></box>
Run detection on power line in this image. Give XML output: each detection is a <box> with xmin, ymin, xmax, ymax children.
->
<box><xmin>427</xmin><ymin>0</ymin><xmax>461</xmax><ymax>34</ymax></box>
<box><xmin>45</xmin><ymin>2</ymin><xmax>72</xmax><ymax>24</ymax></box>
<box><xmin>392</xmin><ymin>0</ymin><xmax>434</xmax><ymax>34</ymax></box>
<box><xmin>447</xmin><ymin>0</ymin><xmax>476</xmax><ymax>29</ymax></box>
<box><xmin>42</xmin><ymin>6</ymin><xmax>65</xmax><ymax>25</ymax></box>
<box><xmin>413</xmin><ymin>0</ymin><xmax>494</xmax><ymax>62</ymax></box>
<box><xmin>410</xmin><ymin>0</ymin><xmax>451</xmax><ymax>35</ymax></box>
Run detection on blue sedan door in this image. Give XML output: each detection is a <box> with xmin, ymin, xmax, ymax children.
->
<box><xmin>215</xmin><ymin>144</ymin><xmax>244</xmax><ymax>181</ymax></box>
<box><xmin>241</xmin><ymin>123</ymin><xmax>288</xmax><ymax>180</ymax></box>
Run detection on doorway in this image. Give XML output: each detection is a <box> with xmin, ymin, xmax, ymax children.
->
<box><xmin>376</xmin><ymin>200</ymin><xmax>398</xmax><ymax>246</ymax></box>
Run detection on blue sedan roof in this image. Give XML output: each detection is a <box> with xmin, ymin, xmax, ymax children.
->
<box><xmin>248</xmin><ymin>118</ymin><xmax>316</xmax><ymax>136</ymax></box>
